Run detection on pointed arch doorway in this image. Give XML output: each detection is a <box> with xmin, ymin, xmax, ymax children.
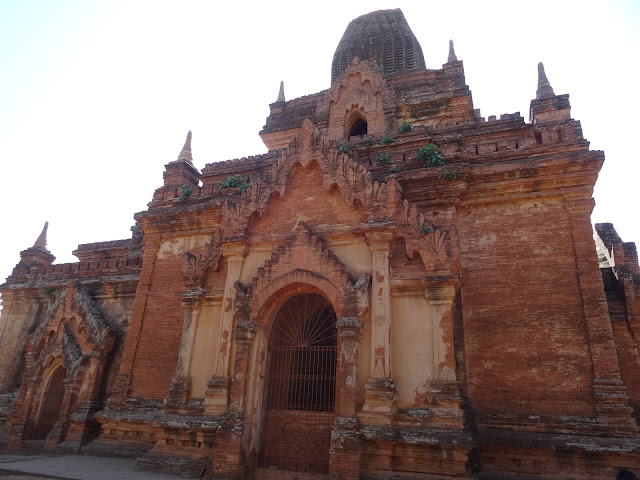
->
<box><xmin>258</xmin><ymin>293</ymin><xmax>338</xmax><ymax>473</ymax></box>
<box><xmin>32</xmin><ymin>366</ymin><xmax>67</xmax><ymax>440</ymax></box>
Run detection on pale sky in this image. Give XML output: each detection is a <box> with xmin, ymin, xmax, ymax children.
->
<box><xmin>1</xmin><ymin>1</ymin><xmax>639</xmax><ymax>300</ymax></box>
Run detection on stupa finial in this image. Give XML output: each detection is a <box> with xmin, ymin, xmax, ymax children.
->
<box><xmin>536</xmin><ymin>62</ymin><xmax>555</xmax><ymax>100</ymax></box>
<box><xmin>177</xmin><ymin>131</ymin><xmax>193</xmax><ymax>164</ymax></box>
<box><xmin>33</xmin><ymin>221</ymin><xmax>49</xmax><ymax>250</ymax></box>
<box><xmin>448</xmin><ymin>39</ymin><xmax>458</xmax><ymax>63</ymax></box>
<box><xmin>276</xmin><ymin>81</ymin><xmax>285</xmax><ymax>103</ymax></box>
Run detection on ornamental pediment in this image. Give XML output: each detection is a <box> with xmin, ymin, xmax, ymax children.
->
<box><xmin>28</xmin><ymin>283</ymin><xmax>116</xmax><ymax>373</ymax></box>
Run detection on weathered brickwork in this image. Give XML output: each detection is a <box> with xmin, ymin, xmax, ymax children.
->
<box><xmin>0</xmin><ymin>226</ymin><xmax>141</xmax><ymax>451</ymax></box>
<box><xmin>458</xmin><ymin>200</ymin><xmax>594</xmax><ymax>419</ymax></box>
<box><xmin>260</xmin><ymin>410</ymin><xmax>333</xmax><ymax>472</ymax></box>
<box><xmin>128</xmin><ymin>240</ymin><xmax>188</xmax><ymax>400</ymax></box>
<box><xmin>2</xmin><ymin>7</ymin><xmax>640</xmax><ymax>480</ymax></box>
<box><xmin>611</xmin><ymin>321</ymin><xmax>640</xmax><ymax>417</ymax></box>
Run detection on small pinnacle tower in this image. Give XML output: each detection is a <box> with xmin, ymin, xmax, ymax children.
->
<box><xmin>276</xmin><ymin>81</ymin><xmax>285</xmax><ymax>103</ymax></box>
<box><xmin>177</xmin><ymin>131</ymin><xmax>193</xmax><ymax>164</ymax></box>
<box><xmin>530</xmin><ymin>62</ymin><xmax>570</xmax><ymax>124</ymax></box>
<box><xmin>448</xmin><ymin>39</ymin><xmax>458</xmax><ymax>63</ymax></box>
<box><xmin>33</xmin><ymin>221</ymin><xmax>49</xmax><ymax>250</ymax></box>
<box><xmin>17</xmin><ymin>221</ymin><xmax>55</xmax><ymax>267</ymax></box>
<box><xmin>163</xmin><ymin>131</ymin><xmax>200</xmax><ymax>189</ymax></box>
<box><xmin>536</xmin><ymin>62</ymin><xmax>555</xmax><ymax>100</ymax></box>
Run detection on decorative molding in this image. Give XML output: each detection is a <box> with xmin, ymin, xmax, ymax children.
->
<box><xmin>183</xmin><ymin>229</ymin><xmax>223</xmax><ymax>288</ymax></box>
<box><xmin>217</xmin><ymin>118</ymin><xmax>454</xmax><ymax>276</ymax></box>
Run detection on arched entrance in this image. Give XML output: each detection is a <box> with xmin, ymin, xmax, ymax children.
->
<box><xmin>32</xmin><ymin>366</ymin><xmax>67</xmax><ymax>440</ymax></box>
<box><xmin>349</xmin><ymin>118</ymin><xmax>367</xmax><ymax>137</ymax></box>
<box><xmin>346</xmin><ymin>111</ymin><xmax>368</xmax><ymax>138</ymax></box>
<box><xmin>258</xmin><ymin>293</ymin><xmax>337</xmax><ymax>473</ymax></box>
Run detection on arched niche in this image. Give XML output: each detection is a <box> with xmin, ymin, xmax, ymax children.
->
<box><xmin>346</xmin><ymin>110</ymin><xmax>368</xmax><ymax>138</ymax></box>
<box><xmin>31</xmin><ymin>363</ymin><xmax>67</xmax><ymax>440</ymax></box>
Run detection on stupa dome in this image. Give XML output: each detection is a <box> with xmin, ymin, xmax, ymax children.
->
<box><xmin>331</xmin><ymin>9</ymin><xmax>426</xmax><ymax>83</ymax></box>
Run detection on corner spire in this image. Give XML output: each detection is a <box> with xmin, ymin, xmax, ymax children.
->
<box><xmin>276</xmin><ymin>81</ymin><xmax>285</xmax><ymax>103</ymax></box>
<box><xmin>447</xmin><ymin>39</ymin><xmax>458</xmax><ymax>63</ymax></box>
<box><xmin>177</xmin><ymin>131</ymin><xmax>193</xmax><ymax>164</ymax></box>
<box><xmin>33</xmin><ymin>221</ymin><xmax>49</xmax><ymax>250</ymax></box>
<box><xmin>18</xmin><ymin>221</ymin><xmax>56</xmax><ymax>266</ymax></box>
<box><xmin>536</xmin><ymin>62</ymin><xmax>555</xmax><ymax>100</ymax></box>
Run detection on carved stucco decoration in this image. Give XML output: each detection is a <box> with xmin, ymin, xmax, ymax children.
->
<box><xmin>219</xmin><ymin>117</ymin><xmax>455</xmax><ymax>274</ymax></box>
<box><xmin>183</xmin><ymin>228</ymin><xmax>224</xmax><ymax>288</ymax></box>
<box><xmin>336</xmin><ymin>317</ymin><xmax>363</xmax><ymax>365</ymax></box>
<box><xmin>337</xmin><ymin>274</ymin><xmax>369</xmax><ymax>370</ymax></box>
<box><xmin>8</xmin><ymin>283</ymin><xmax>118</xmax><ymax>447</ymax></box>
<box><xmin>234</xmin><ymin>222</ymin><xmax>370</xmax><ymax>328</ymax></box>
<box><xmin>317</xmin><ymin>57</ymin><xmax>395</xmax><ymax>140</ymax></box>
<box><xmin>398</xmin><ymin>199</ymin><xmax>452</xmax><ymax>273</ymax></box>
<box><xmin>27</xmin><ymin>283</ymin><xmax>117</xmax><ymax>376</ymax></box>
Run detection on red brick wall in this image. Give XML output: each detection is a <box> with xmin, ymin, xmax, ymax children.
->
<box><xmin>260</xmin><ymin>410</ymin><xmax>334</xmax><ymax>473</ymax></box>
<box><xmin>129</xmin><ymin>248</ymin><xmax>185</xmax><ymax>399</ymax></box>
<box><xmin>611</xmin><ymin>321</ymin><xmax>640</xmax><ymax>418</ymax></box>
<box><xmin>248</xmin><ymin>163</ymin><xmax>365</xmax><ymax>236</ymax></box>
<box><xmin>458</xmin><ymin>200</ymin><xmax>594</xmax><ymax>418</ymax></box>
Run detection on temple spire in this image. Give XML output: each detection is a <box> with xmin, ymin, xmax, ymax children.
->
<box><xmin>19</xmin><ymin>220</ymin><xmax>55</xmax><ymax>265</ymax></box>
<box><xmin>536</xmin><ymin>62</ymin><xmax>555</xmax><ymax>100</ymax></box>
<box><xmin>276</xmin><ymin>81</ymin><xmax>285</xmax><ymax>103</ymax></box>
<box><xmin>177</xmin><ymin>131</ymin><xmax>193</xmax><ymax>164</ymax></box>
<box><xmin>447</xmin><ymin>39</ymin><xmax>458</xmax><ymax>63</ymax></box>
<box><xmin>33</xmin><ymin>221</ymin><xmax>49</xmax><ymax>250</ymax></box>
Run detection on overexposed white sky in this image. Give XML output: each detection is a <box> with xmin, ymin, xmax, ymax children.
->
<box><xmin>1</xmin><ymin>0</ymin><xmax>639</xmax><ymax>295</ymax></box>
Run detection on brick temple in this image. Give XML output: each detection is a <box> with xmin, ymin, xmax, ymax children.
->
<box><xmin>1</xmin><ymin>8</ymin><xmax>640</xmax><ymax>479</ymax></box>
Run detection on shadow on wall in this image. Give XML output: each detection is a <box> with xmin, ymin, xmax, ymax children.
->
<box><xmin>618</xmin><ymin>469</ymin><xmax>639</xmax><ymax>480</ymax></box>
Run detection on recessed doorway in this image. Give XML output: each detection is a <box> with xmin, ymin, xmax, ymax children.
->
<box><xmin>258</xmin><ymin>293</ymin><xmax>337</xmax><ymax>473</ymax></box>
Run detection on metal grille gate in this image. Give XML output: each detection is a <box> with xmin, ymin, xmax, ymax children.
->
<box><xmin>259</xmin><ymin>294</ymin><xmax>337</xmax><ymax>473</ymax></box>
<box><xmin>32</xmin><ymin>366</ymin><xmax>66</xmax><ymax>440</ymax></box>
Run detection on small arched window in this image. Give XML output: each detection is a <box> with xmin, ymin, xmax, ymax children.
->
<box><xmin>346</xmin><ymin>110</ymin><xmax>368</xmax><ymax>139</ymax></box>
<box><xmin>349</xmin><ymin>118</ymin><xmax>368</xmax><ymax>137</ymax></box>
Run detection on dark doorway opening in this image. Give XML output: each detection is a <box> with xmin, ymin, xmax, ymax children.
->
<box><xmin>349</xmin><ymin>118</ymin><xmax>368</xmax><ymax>137</ymax></box>
<box><xmin>32</xmin><ymin>366</ymin><xmax>66</xmax><ymax>440</ymax></box>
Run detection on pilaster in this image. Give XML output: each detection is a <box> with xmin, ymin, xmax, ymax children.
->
<box><xmin>362</xmin><ymin>230</ymin><xmax>397</xmax><ymax>424</ymax></box>
<box><xmin>425</xmin><ymin>282</ymin><xmax>465</xmax><ymax>428</ymax></box>
<box><xmin>330</xmin><ymin>317</ymin><xmax>364</xmax><ymax>479</ymax></box>
<box><xmin>228</xmin><ymin>321</ymin><xmax>257</xmax><ymax>413</ymax></box>
<box><xmin>165</xmin><ymin>288</ymin><xmax>205</xmax><ymax>413</ymax></box>
<box><xmin>205</xmin><ymin>239</ymin><xmax>247</xmax><ymax>415</ymax></box>
<box><xmin>336</xmin><ymin>317</ymin><xmax>364</xmax><ymax>417</ymax></box>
